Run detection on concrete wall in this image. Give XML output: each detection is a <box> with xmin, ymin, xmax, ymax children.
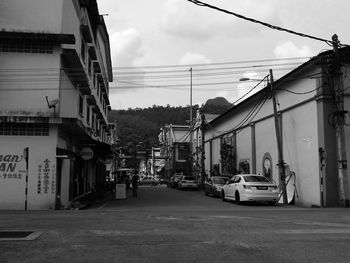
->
<box><xmin>282</xmin><ymin>102</ymin><xmax>320</xmax><ymax>206</ymax></box>
<box><xmin>204</xmin><ymin>67</ymin><xmax>323</xmax><ymax>207</ymax></box>
<box><xmin>236</xmin><ymin>128</ymin><xmax>252</xmax><ymax>173</ymax></box>
<box><xmin>0</xmin><ymin>127</ymin><xmax>58</xmax><ymax>210</ymax></box>
<box><xmin>61</xmin><ymin>0</ymin><xmax>80</xmax><ymax>50</ymax></box>
<box><xmin>59</xmin><ymin>71</ymin><xmax>79</xmax><ymax>118</ymax></box>
<box><xmin>255</xmin><ymin>118</ymin><xmax>278</xmax><ymax>179</ymax></box>
<box><xmin>0</xmin><ymin>0</ymin><xmax>63</xmax><ymax>33</ymax></box>
<box><xmin>0</xmin><ymin>52</ymin><xmax>61</xmax><ymax>117</ymax></box>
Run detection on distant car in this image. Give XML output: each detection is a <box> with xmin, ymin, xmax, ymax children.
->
<box><xmin>139</xmin><ymin>176</ymin><xmax>158</xmax><ymax>186</ymax></box>
<box><xmin>169</xmin><ymin>173</ymin><xmax>183</xmax><ymax>188</ymax></box>
<box><xmin>204</xmin><ymin>176</ymin><xmax>227</xmax><ymax>197</ymax></box>
<box><xmin>178</xmin><ymin>176</ymin><xmax>197</xmax><ymax>190</ymax></box>
<box><xmin>221</xmin><ymin>174</ymin><xmax>278</xmax><ymax>205</ymax></box>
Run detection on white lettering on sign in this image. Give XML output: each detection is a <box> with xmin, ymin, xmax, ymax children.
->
<box><xmin>80</xmin><ymin>147</ymin><xmax>94</xmax><ymax>160</ymax></box>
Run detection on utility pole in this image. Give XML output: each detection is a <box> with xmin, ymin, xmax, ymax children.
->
<box><xmin>270</xmin><ymin>69</ymin><xmax>288</xmax><ymax>205</ymax></box>
<box><xmin>332</xmin><ymin>34</ymin><xmax>349</xmax><ymax>207</ymax></box>
<box><xmin>200</xmin><ymin>111</ymin><xmax>206</xmax><ymax>187</ymax></box>
<box><xmin>189</xmin><ymin>68</ymin><xmax>193</xmax><ymax>176</ymax></box>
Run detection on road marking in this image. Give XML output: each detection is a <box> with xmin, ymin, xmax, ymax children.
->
<box><xmin>97</xmin><ymin>202</ymin><xmax>108</xmax><ymax>209</ymax></box>
<box><xmin>277</xmin><ymin>229</ymin><xmax>350</xmax><ymax>234</ymax></box>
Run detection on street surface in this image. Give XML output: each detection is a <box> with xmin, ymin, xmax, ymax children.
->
<box><xmin>1</xmin><ymin>185</ymin><xmax>350</xmax><ymax>263</ymax></box>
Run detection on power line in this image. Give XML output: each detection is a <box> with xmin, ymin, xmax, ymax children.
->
<box><xmin>114</xmin><ymin>62</ymin><xmax>305</xmax><ymax>75</ymax></box>
<box><xmin>186</xmin><ymin>0</ymin><xmax>349</xmax><ymax>47</ymax></box>
<box><xmin>114</xmin><ymin>57</ymin><xmax>311</xmax><ymax>70</ymax></box>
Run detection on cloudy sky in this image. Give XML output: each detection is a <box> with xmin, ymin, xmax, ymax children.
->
<box><xmin>98</xmin><ymin>0</ymin><xmax>350</xmax><ymax>110</ymax></box>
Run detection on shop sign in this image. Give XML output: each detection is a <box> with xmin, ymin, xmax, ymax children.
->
<box><xmin>0</xmin><ymin>154</ymin><xmax>25</xmax><ymax>180</ymax></box>
<box><xmin>80</xmin><ymin>147</ymin><xmax>94</xmax><ymax>160</ymax></box>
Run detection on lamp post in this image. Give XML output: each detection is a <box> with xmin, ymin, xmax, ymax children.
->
<box><xmin>240</xmin><ymin>70</ymin><xmax>288</xmax><ymax>204</ymax></box>
<box><xmin>189</xmin><ymin>68</ymin><xmax>193</xmax><ymax>176</ymax></box>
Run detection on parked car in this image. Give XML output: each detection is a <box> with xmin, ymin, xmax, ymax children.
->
<box><xmin>169</xmin><ymin>173</ymin><xmax>183</xmax><ymax>188</ymax></box>
<box><xmin>178</xmin><ymin>176</ymin><xmax>197</xmax><ymax>190</ymax></box>
<box><xmin>221</xmin><ymin>174</ymin><xmax>278</xmax><ymax>205</ymax></box>
<box><xmin>139</xmin><ymin>176</ymin><xmax>158</xmax><ymax>186</ymax></box>
<box><xmin>204</xmin><ymin>176</ymin><xmax>228</xmax><ymax>197</ymax></box>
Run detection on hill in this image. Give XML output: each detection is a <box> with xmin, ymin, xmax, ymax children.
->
<box><xmin>108</xmin><ymin>98</ymin><xmax>232</xmax><ymax>156</ymax></box>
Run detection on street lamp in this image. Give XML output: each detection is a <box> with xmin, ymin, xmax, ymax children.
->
<box><xmin>240</xmin><ymin>70</ymin><xmax>288</xmax><ymax>205</ymax></box>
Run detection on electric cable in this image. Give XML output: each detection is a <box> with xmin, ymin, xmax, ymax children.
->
<box><xmin>186</xmin><ymin>0</ymin><xmax>349</xmax><ymax>47</ymax></box>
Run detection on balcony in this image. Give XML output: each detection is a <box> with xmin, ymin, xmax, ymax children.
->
<box><xmin>79</xmin><ymin>0</ymin><xmax>89</xmax><ymax>7</ymax></box>
<box><xmin>62</xmin><ymin>48</ymin><xmax>90</xmax><ymax>94</ymax></box>
<box><xmin>80</xmin><ymin>24</ymin><xmax>92</xmax><ymax>43</ymax></box>
<box><xmin>88</xmin><ymin>44</ymin><xmax>97</xmax><ymax>60</ymax></box>
<box><xmin>91</xmin><ymin>105</ymin><xmax>99</xmax><ymax>113</ymax></box>
<box><xmin>93</xmin><ymin>61</ymin><xmax>101</xmax><ymax>73</ymax></box>
<box><xmin>86</xmin><ymin>95</ymin><xmax>96</xmax><ymax>105</ymax></box>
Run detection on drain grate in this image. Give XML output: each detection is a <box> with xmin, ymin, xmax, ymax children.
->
<box><xmin>0</xmin><ymin>231</ymin><xmax>42</xmax><ymax>241</ymax></box>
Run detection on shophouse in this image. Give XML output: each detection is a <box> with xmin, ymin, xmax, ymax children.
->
<box><xmin>204</xmin><ymin>47</ymin><xmax>350</xmax><ymax>207</ymax></box>
<box><xmin>159</xmin><ymin>125</ymin><xmax>191</xmax><ymax>179</ymax></box>
<box><xmin>0</xmin><ymin>0</ymin><xmax>113</xmax><ymax>210</ymax></box>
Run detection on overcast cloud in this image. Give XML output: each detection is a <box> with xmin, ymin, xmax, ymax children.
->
<box><xmin>98</xmin><ymin>0</ymin><xmax>350</xmax><ymax>110</ymax></box>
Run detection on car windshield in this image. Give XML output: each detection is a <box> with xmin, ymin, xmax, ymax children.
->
<box><xmin>212</xmin><ymin>177</ymin><xmax>226</xmax><ymax>184</ymax></box>
<box><xmin>184</xmin><ymin>176</ymin><xmax>195</xmax><ymax>181</ymax></box>
<box><xmin>243</xmin><ymin>175</ymin><xmax>270</xmax><ymax>183</ymax></box>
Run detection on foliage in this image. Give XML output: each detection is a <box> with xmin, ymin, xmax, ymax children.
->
<box><xmin>108</xmin><ymin>105</ymin><xmax>199</xmax><ymax>154</ymax></box>
<box><xmin>108</xmin><ymin>98</ymin><xmax>232</xmax><ymax>159</ymax></box>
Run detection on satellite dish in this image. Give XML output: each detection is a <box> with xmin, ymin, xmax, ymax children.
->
<box><xmin>45</xmin><ymin>96</ymin><xmax>60</xmax><ymax>108</ymax></box>
<box><xmin>45</xmin><ymin>96</ymin><xmax>60</xmax><ymax>117</ymax></box>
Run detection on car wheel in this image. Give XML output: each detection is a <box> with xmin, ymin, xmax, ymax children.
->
<box><xmin>221</xmin><ymin>190</ymin><xmax>226</xmax><ymax>201</ymax></box>
<box><xmin>268</xmin><ymin>201</ymin><xmax>277</xmax><ymax>206</ymax></box>
<box><xmin>235</xmin><ymin>191</ymin><xmax>241</xmax><ymax>205</ymax></box>
<box><xmin>205</xmin><ymin>190</ymin><xmax>209</xmax><ymax>196</ymax></box>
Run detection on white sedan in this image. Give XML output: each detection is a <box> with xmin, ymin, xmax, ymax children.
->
<box><xmin>221</xmin><ymin>174</ymin><xmax>278</xmax><ymax>205</ymax></box>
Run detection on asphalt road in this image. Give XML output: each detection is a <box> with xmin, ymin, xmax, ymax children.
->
<box><xmin>1</xmin><ymin>185</ymin><xmax>350</xmax><ymax>263</ymax></box>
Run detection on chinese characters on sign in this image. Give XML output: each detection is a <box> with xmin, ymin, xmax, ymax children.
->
<box><xmin>43</xmin><ymin>159</ymin><xmax>50</xmax><ymax>194</ymax></box>
<box><xmin>37</xmin><ymin>165</ymin><xmax>42</xmax><ymax>194</ymax></box>
<box><xmin>37</xmin><ymin>159</ymin><xmax>55</xmax><ymax>194</ymax></box>
<box><xmin>0</xmin><ymin>154</ymin><xmax>25</xmax><ymax>180</ymax></box>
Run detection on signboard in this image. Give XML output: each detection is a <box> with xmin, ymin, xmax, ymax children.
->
<box><xmin>115</xmin><ymin>184</ymin><xmax>126</xmax><ymax>199</ymax></box>
<box><xmin>80</xmin><ymin>147</ymin><xmax>93</xmax><ymax>160</ymax></box>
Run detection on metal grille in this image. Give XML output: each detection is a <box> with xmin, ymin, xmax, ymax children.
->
<box><xmin>0</xmin><ymin>39</ymin><xmax>53</xmax><ymax>54</ymax></box>
<box><xmin>0</xmin><ymin>123</ymin><xmax>49</xmax><ymax>136</ymax></box>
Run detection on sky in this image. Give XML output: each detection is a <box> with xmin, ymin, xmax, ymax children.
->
<box><xmin>97</xmin><ymin>0</ymin><xmax>350</xmax><ymax>110</ymax></box>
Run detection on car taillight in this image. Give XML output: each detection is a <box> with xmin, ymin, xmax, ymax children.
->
<box><xmin>270</xmin><ymin>185</ymin><xmax>278</xmax><ymax>190</ymax></box>
<box><xmin>243</xmin><ymin>185</ymin><xmax>252</xmax><ymax>189</ymax></box>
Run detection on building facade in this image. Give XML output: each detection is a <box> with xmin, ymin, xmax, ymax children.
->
<box><xmin>204</xmin><ymin>47</ymin><xmax>350</xmax><ymax>207</ymax></box>
<box><xmin>159</xmin><ymin>125</ymin><xmax>191</xmax><ymax>179</ymax></box>
<box><xmin>0</xmin><ymin>0</ymin><xmax>113</xmax><ymax>210</ymax></box>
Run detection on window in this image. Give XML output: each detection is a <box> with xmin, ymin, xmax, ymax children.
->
<box><xmin>92</xmin><ymin>113</ymin><xmax>95</xmax><ymax>129</ymax></box>
<box><xmin>0</xmin><ymin>123</ymin><xmax>49</xmax><ymax>136</ymax></box>
<box><xmin>176</xmin><ymin>144</ymin><xmax>189</xmax><ymax>161</ymax></box>
<box><xmin>88</xmin><ymin>56</ymin><xmax>91</xmax><ymax>76</ymax></box>
<box><xmin>0</xmin><ymin>39</ymin><xmax>53</xmax><ymax>54</ymax></box>
<box><xmin>81</xmin><ymin>39</ymin><xmax>86</xmax><ymax>63</ymax></box>
<box><xmin>79</xmin><ymin>95</ymin><xmax>84</xmax><ymax>117</ymax></box>
<box><xmin>86</xmin><ymin>105</ymin><xmax>90</xmax><ymax>124</ymax></box>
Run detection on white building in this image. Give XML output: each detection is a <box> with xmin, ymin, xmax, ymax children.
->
<box><xmin>0</xmin><ymin>0</ymin><xmax>113</xmax><ymax>210</ymax></box>
<box><xmin>204</xmin><ymin>47</ymin><xmax>350</xmax><ymax>207</ymax></box>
